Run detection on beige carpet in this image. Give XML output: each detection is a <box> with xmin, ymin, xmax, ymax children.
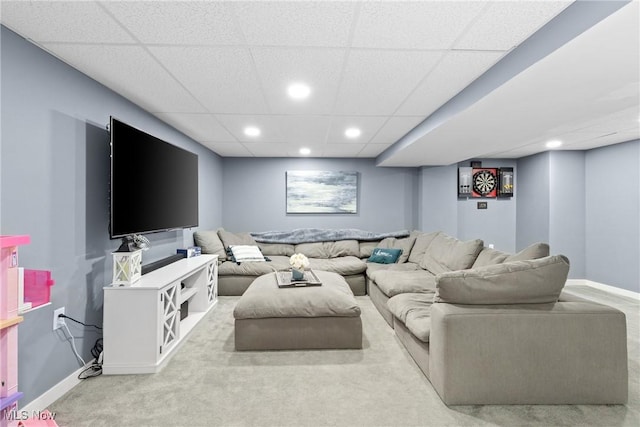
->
<box><xmin>49</xmin><ymin>288</ymin><xmax>639</xmax><ymax>426</ymax></box>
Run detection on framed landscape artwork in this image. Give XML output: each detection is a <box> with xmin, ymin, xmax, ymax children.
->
<box><xmin>286</xmin><ymin>171</ymin><xmax>358</xmax><ymax>214</ymax></box>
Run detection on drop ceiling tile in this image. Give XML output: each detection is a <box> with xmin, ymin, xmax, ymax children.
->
<box><xmin>358</xmin><ymin>143</ymin><xmax>393</xmax><ymax>158</ymax></box>
<box><xmin>455</xmin><ymin>1</ymin><xmax>573</xmax><ymax>50</ymax></box>
<box><xmin>149</xmin><ymin>46</ymin><xmax>269</xmax><ymax>114</ymax></box>
<box><xmin>251</xmin><ymin>47</ymin><xmax>346</xmax><ymax>115</ymax></box>
<box><xmin>103</xmin><ymin>1</ymin><xmax>243</xmax><ymax>45</ymax></box>
<box><xmin>326</xmin><ymin>116</ymin><xmax>389</xmax><ymax>144</ymax></box>
<box><xmin>335</xmin><ymin>49</ymin><xmax>444</xmax><ymax>115</ymax></box>
<box><xmin>370</xmin><ymin>116</ymin><xmax>425</xmax><ymax>144</ymax></box>
<box><xmin>564</xmin><ymin>129</ymin><xmax>640</xmax><ymax>150</ymax></box>
<box><xmin>233</xmin><ymin>1</ymin><xmax>356</xmax><ymax>47</ymax></box>
<box><xmin>1</xmin><ymin>1</ymin><xmax>135</xmax><ymax>43</ymax></box>
<box><xmin>397</xmin><ymin>50</ymin><xmax>505</xmax><ymax>116</ymax></box>
<box><xmin>215</xmin><ymin>115</ymin><xmax>284</xmax><ymax>143</ymax></box>
<box><xmin>352</xmin><ymin>1</ymin><xmax>485</xmax><ymax>49</ymax></box>
<box><xmin>155</xmin><ymin>113</ymin><xmax>235</xmax><ymax>142</ymax></box>
<box><xmin>244</xmin><ymin>143</ymin><xmax>291</xmax><ymax>157</ymax></box>
<box><xmin>205</xmin><ymin>142</ymin><xmax>253</xmax><ymax>157</ymax></box>
<box><xmin>323</xmin><ymin>143</ymin><xmax>366</xmax><ymax>158</ymax></box>
<box><xmin>285</xmin><ymin>144</ymin><xmax>326</xmax><ymax>157</ymax></box>
<box><xmin>275</xmin><ymin>115</ymin><xmax>333</xmax><ymax>144</ymax></box>
<box><xmin>41</xmin><ymin>43</ymin><xmax>205</xmax><ymax>114</ymax></box>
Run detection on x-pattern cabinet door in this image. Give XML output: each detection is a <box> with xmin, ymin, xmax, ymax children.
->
<box><xmin>206</xmin><ymin>262</ymin><xmax>218</xmax><ymax>305</ymax></box>
<box><xmin>159</xmin><ymin>283</ymin><xmax>179</xmax><ymax>356</ymax></box>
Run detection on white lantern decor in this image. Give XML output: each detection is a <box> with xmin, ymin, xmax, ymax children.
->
<box><xmin>112</xmin><ymin>249</ymin><xmax>142</xmax><ymax>286</ymax></box>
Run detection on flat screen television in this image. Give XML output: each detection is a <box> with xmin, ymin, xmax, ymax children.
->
<box><xmin>109</xmin><ymin>117</ymin><xmax>198</xmax><ymax>238</ymax></box>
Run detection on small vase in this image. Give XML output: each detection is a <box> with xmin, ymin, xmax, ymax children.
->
<box><xmin>291</xmin><ymin>268</ymin><xmax>304</xmax><ymax>281</ymax></box>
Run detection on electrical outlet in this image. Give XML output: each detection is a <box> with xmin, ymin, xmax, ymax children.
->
<box><xmin>53</xmin><ymin>307</ymin><xmax>65</xmax><ymax>331</ymax></box>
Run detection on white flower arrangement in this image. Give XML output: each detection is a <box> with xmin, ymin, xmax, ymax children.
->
<box><xmin>289</xmin><ymin>253</ymin><xmax>310</xmax><ymax>270</ymax></box>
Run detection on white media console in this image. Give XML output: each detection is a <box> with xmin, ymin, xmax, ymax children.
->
<box><xmin>103</xmin><ymin>254</ymin><xmax>218</xmax><ymax>375</ymax></box>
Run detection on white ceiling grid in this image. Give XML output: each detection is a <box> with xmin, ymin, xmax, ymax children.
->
<box><xmin>1</xmin><ymin>0</ymin><xmax>636</xmax><ymax>165</ymax></box>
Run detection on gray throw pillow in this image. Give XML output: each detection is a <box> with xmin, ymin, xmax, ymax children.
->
<box><xmin>434</xmin><ymin>255</ymin><xmax>570</xmax><ymax>305</ymax></box>
<box><xmin>194</xmin><ymin>229</ymin><xmax>227</xmax><ymax>260</ymax></box>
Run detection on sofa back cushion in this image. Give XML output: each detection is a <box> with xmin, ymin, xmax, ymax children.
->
<box><xmin>472</xmin><ymin>247</ymin><xmax>510</xmax><ymax>268</ymax></box>
<box><xmin>377</xmin><ymin>235</ymin><xmax>416</xmax><ymax>263</ymax></box>
<box><xmin>218</xmin><ymin>230</ymin><xmax>258</xmax><ymax>248</ymax></box>
<box><xmin>258</xmin><ymin>243</ymin><xmax>295</xmax><ymax>257</ymax></box>
<box><xmin>504</xmin><ymin>242</ymin><xmax>549</xmax><ymax>262</ymax></box>
<box><xmin>408</xmin><ymin>231</ymin><xmax>441</xmax><ymax>264</ymax></box>
<box><xmin>434</xmin><ymin>255</ymin><xmax>570</xmax><ymax>305</ymax></box>
<box><xmin>294</xmin><ymin>240</ymin><xmax>359</xmax><ymax>259</ymax></box>
<box><xmin>359</xmin><ymin>240</ymin><xmax>381</xmax><ymax>258</ymax></box>
<box><xmin>420</xmin><ymin>233</ymin><xmax>483</xmax><ymax>274</ymax></box>
<box><xmin>194</xmin><ymin>229</ymin><xmax>227</xmax><ymax>260</ymax></box>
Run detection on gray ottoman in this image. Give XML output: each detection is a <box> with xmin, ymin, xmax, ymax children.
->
<box><xmin>233</xmin><ymin>270</ymin><xmax>362</xmax><ymax>350</ymax></box>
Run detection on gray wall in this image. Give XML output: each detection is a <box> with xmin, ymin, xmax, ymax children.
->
<box><xmin>516</xmin><ymin>152</ymin><xmax>550</xmax><ymax>250</ymax></box>
<box><xmin>418</xmin><ymin>160</ymin><xmax>517</xmax><ymax>252</ymax></box>
<box><xmin>221</xmin><ymin>158</ymin><xmax>418</xmax><ymax>232</ymax></box>
<box><xmin>456</xmin><ymin>160</ymin><xmax>517</xmax><ymax>252</ymax></box>
<box><xmin>549</xmin><ymin>151</ymin><xmax>586</xmax><ymax>278</ymax></box>
<box><xmin>417</xmin><ymin>165</ymin><xmax>458</xmax><ymax>237</ymax></box>
<box><xmin>1</xmin><ymin>26</ymin><xmax>223</xmax><ymax>405</ymax></box>
<box><xmin>517</xmin><ymin>143</ymin><xmax>639</xmax><ymax>288</ymax></box>
<box><xmin>585</xmin><ymin>140</ymin><xmax>639</xmax><ymax>292</ymax></box>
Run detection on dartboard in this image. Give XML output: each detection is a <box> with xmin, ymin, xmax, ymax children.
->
<box><xmin>473</xmin><ymin>170</ymin><xmax>497</xmax><ymax>196</ymax></box>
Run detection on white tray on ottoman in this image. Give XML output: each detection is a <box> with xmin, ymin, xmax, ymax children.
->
<box><xmin>233</xmin><ymin>270</ymin><xmax>362</xmax><ymax>351</ymax></box>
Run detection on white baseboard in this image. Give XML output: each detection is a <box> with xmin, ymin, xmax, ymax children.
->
<box><xmin>20</xmin><ymin>359</ymin><xmax>96</xmax><ymax>413</ymax></box>
<box><xmin>565</xmin><ymin>279</ymin><xmax>640</xmax><ymax>301</ymax></box>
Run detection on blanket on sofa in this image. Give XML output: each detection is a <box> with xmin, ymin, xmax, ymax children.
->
<box><xmin>250</xmin><ymin>228</ymin><xmax>410</xmax><ymax>244</ymax></box>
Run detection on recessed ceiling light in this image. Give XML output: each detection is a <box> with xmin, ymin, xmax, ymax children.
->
<box><xmin>244</xmin><ymin>126</ymin><xmax>260</xmax><ymax>137</ymax></box>
<box><xmin>345</xmin><ymin>128</ymin><xmax>361</xmax><ymax>139</ymax></box>
<box><xmin>287</xmin><ymin>83</ymin><xmax>311</xmax><ymax>99</ymax></box>
<box><xmin>546</xmin><ymin>140</ymin><xmax>562</xmax><ymax>149</ymax></box>
<box><xmin>299</xmin><ymin>148</ymin><xmax>311</xmax><ymax>155</ymax></box>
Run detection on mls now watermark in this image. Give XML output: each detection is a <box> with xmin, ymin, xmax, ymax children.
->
<box><xmin>3</xmin><ymin>410</ymin><xmax>57</xmax><ymax>421</ymax></box>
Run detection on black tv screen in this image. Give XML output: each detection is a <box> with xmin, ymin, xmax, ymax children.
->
<box><xmin>110</xmin><ymin>117</ymin><xmax>198</xmax><ymax>238</ymax></box>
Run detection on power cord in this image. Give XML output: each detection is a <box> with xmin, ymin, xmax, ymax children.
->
<box><xmin>58</xmin><ymin>314</ymin><xmax>102</xmax><ymax>330</ymax></box>
<box><xmin>61</xmin><ymin>322</ymin><xmax>86</xmax><ymax>366</ymax></box>
<box><xmin>78</xmin><ymin>339</ymin><xmax>103</xmax><ymax>379</ymax></box>
<box><xmin>56</xmin><ymin>313</ymin><xmax>104</xmax><ymax>379</ymax></box>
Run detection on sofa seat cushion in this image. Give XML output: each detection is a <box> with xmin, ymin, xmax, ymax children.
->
<box><xmin>219</xmin><ymin>256</ymin><xmax>291</xmax><ymax>276</ymax></box>
<box><xmin>434</xmin><ymin>255</ymin><xmax>570</xmax><ymax>305</ymax></box>
<box><xmin>365</xmin><ymin>262</ymin><xmax>420</xmax><ymax>279</ymax></box>
<box><xmin>370</xmin><ymin>270</ymin><xmax>436</xmax><ymax>298</ymax></box>
<box><xmin>387</xmin><ymin>293</ymin><xmax>433</xmax><ymax>343</ymax></box>
<box><xmin>308</xmin><ymin>256</ymin><xmax>366</xmax><ymax>276</ymax></box>
<box><xmin>420</xmin><ymin>233</ymin><xmax>484</xmax><ymax>274</ymax></box>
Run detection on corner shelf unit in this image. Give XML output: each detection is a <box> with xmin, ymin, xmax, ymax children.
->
<box><xmin>102</xmin><ymin>255</ymin><xmax>218</xmax><ymax>375</ymax></box>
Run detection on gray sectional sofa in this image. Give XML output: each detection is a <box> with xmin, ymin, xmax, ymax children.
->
<box><xmin>195</xmin><ymin>228</ymin><xmax>629</xmax><ymax>405</ymax></box>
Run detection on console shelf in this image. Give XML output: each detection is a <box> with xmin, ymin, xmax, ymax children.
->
<box><xmin>103</xmin><ymin>255</ymin><xmax>218</xmax><ymax>375</ymax></box>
